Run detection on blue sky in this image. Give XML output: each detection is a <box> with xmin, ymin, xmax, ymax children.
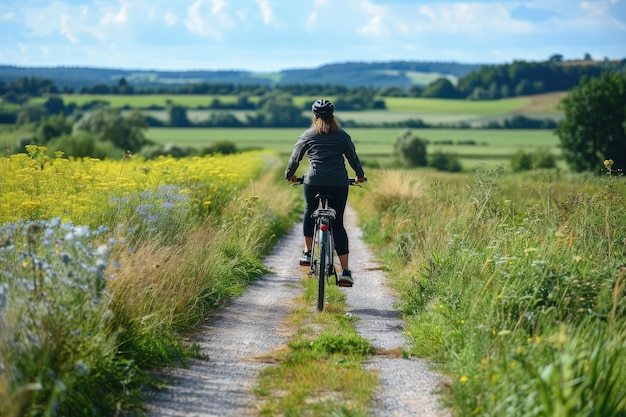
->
<box><xmin>0</xmin><ymin>0</ymin><xmax>624</xmax><ymax>72</ymax></box>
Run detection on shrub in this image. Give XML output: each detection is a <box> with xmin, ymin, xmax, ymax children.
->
<box><xmin>394</xmin><ymin>130</ymin><xmax>427</xmax><ymax>167</ymax></box>
<box><xmin>428</xmin><ymin>151</ymin><xmax>463</xmax><ymax>172</ymax></box>
<box><xmin>202</xmin><ymin>140</ymin><xmax>239</xmax><ymax>155</ymax></box>
<box><xmin>510</xmin><ymin>149</ymin><xmax>533</xmax><ymax>171</ymax></box>
<box><xmin>510</xmin><ymin>149</ymin><xmax>556</xmax><ymax>172</ymax></box>
<box><xmin>46</xmin><ymin>131</ymin><xmax>119</xmax><ymax>159</ymax></box>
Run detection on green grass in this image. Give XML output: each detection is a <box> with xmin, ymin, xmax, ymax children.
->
<box><xmin>255</xmin><ymin>270</ymin><xmax>378</xmax><ymax>416</ymax></box>
<box><xmin>25</xmin><ymin>93</ymin><xmax>563</xmax><ymax>134</ymax></box>
<box><xmin>0</xmin><ymin>102</ymin><xmax>21</xmax><ymax>111</ymax></box>
<box><xmin>0</xmin><ymin>159</ymin><xmax>300</xmax><ymax>416</ymax></box>
<box><xmin>352</xmin><ymin>168</ymin><xmax>626</xmax><ymax>417</ymax></box>
<box><xmin>30</xmin><ymin>94</ymin><xmax>245</xmax><ymax>108</ymax></box>
<box><xmin>383</xmin><ymin>96</ymin><xmax>532</xmax><ymax>114</ymax></box>
<box><xmin>28</xmin><ymin>93</ymin><xmax>559</xmax><ymax>115</ymax></box>
<box><xmin>405</xmin><ymin>71</ymin><xmax>458</xmax><ymax>86</ymax></box>
<box><xmin>145</xmin><ymin>127</ymin><xmax>560</xmax><ymax>171</ymax></box>
<box><xmin>146</xmin><ymin>127</ymin><xmax>557</xmax><ymax>149</ymax></box>
<box><xmin>0</xmin><ymin>125</ymin><xmax>34</xmax><ymax>153</ymax></box>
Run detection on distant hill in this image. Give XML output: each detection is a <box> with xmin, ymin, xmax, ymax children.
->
<box><xmin>0</xmin><ymin>61</ymin><xmax>484</xmax><ymax>91</ymax></box>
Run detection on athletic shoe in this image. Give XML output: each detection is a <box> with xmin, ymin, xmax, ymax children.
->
<box><xmin>337</xmin><ymin>269</ymin><xmax>354</xmax><ymax>287</ymax></box>
<box><xmin>299</xmin><ymin>250</ymin><xmax>311</xmax><ymax>266</ymax></box>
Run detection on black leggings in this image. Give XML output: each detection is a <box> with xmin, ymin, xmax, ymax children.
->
<box><xmin>303</xmin><ymin>184</ymin><xmax>349</xmax><ymax>256</ymax></box>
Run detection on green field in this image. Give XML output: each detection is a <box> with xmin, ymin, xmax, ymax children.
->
<box><xmin>30</xmin><ymin>94</ymin><xmax>244</xmax><ymax>108</ymax></box>
<box><xmin>145</xmin><ymin>127</ymin><xmax>560</xmax><ymax>170</ymax></box>
<box><xmin>30</xmin><ymin>93</ymin><xmax>561</xmax><ymax>113</ymax></box>
<box><xmin>28</xmin><ymin>92</ymin><xmax>563</xmax><ymax>128</ymax></box>
<box><xmin>17</xmin><ymin>92</ymin><xmax>566</xmax><ymax>171</ymax></box>
<box><xmin>383</xmin><ymin>96</ymin><xmax>530</xmax><ymax>114</ymax></box>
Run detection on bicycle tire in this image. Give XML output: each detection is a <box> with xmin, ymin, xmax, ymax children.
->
<box><xmin>327</xmin><ymin>223</ymin><xmax>335</xmax><ymax>284</ymax></box>
<box><xmin>317</xmin><ymin>227</ymin><xmax>326</xmax><ymax>312</ymax></box>
<box><xmin>310</xmin><ymin>224</ymin><xmax>319</xmax><ymax>277</ymax></box>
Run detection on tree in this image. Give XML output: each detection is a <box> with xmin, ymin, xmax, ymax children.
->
<box><xmin>168</xmin><ymin>105</ymin><xmax>191</xmax><ymax>127</ymax></box>
<box><xmin>257</xmin><ymin>92</ymin><xmax>308</xmax><ymax>127</ymax></box>
<box><xmin>44</xmin><ymin>96</ymin><xmax>65</xmax><ymax>115</ymax></box>
<box><xmin>408</xmin><ymin>85</ymin><xmax>423</xmax><ymax>97</ymax></box>
<box><xmin>16</xmin><ymin>105</ymin><xmax>48</xmax><ymax>126</ymax></box>
<box><xmin>75</xmin><ymin>108</ymin><xmax>149</xmax><ymax>152</ymax></box>
<box><xmin>421</xmin><ymin>78</ymin><xmax>459</xmax><ymax>98</ymax></box>
<box><xmin>556</xmin><ymin>72</ymin><xmax>626</xmax><ymax>172</ymax></box>
<box><xmin>549</xmin><ymin>54</ymin><xmax>564</xmax><ymax>63</ymax></box>
<box><xmin>394</xmin><ymin>130</ymin><xmax>427</xmax><ymax>167</ymax></box>
<box><xmin>509</xmin><ymin>149</ymin><xmax>533</xmax><ymax>172</ymax></box>
<box><xmin>428</xmin><ymin>151</ymin><xmax>462</xmax><ymax>172</ymax></box>
<box><xmin>379</xmin><ymin>86</ymin><xmax>407</xmax><ymax>97</ymax></box>
<box><xmin>37</xmin><ymin>114</ymin><xmax>73</xmax><ymax>144</ymax></box>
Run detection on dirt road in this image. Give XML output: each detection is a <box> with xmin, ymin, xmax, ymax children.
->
<box><xmin>147</xmin><ymin>205</ymin><xmax>449</xmax><ymax>417</ymax></box>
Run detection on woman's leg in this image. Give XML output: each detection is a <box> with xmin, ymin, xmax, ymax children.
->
<box><xmin>329</xmin><ymin>186</ymin><xmax>349</xmax><ymax>258</ymax></box>
<box><xmin>302</xmin><ymin>184</ymin><xmax>320</xmax><ymax>252</ymax></box>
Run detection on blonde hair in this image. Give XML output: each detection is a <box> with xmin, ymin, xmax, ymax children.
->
<box><xmin>311</xmin><ymin>115</ymin><xmax>340</xmax><ymax>135</ymax></box>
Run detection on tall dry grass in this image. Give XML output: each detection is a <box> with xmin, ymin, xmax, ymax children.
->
<box><xmin>107</xmin><ymin>168</ymin><xmax>300</xmax><ymax>366</ymax></box>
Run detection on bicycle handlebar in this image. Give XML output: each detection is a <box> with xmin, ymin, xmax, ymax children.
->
<box><xmin>289</xmin><ymin>177</ymin><xmax>367</xmax><ymax>187</ymax></box>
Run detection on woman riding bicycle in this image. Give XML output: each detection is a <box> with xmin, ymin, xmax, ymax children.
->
<box><xmin>285</xmin><ymin>99</ymin><xmax>366</xmax><ymax>287</ymax></box>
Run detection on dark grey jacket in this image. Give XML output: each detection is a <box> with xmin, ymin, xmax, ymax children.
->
<box><xmin>285</xmin><ymin>127</ymin><xmax>365</xmax><ymax>186</ymax></box>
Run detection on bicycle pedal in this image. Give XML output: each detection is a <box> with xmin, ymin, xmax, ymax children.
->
<box><xmin>337</xmin><ymin>282</ymin><xmax>353</xmax><ymax>287</ymax></box>
<box><xmin>299</xmin><ymin>261</ymin><xmax>311</xmax><ymax>266</ymax></box>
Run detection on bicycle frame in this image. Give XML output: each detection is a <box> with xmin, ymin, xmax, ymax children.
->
<box><xmin>310</xmin><ymin>196</ymin><xmax>336</xmax><ymax>311</ymax></box>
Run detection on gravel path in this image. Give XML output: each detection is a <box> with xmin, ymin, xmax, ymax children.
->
<box><xmin>147</xmin><ymin>204</ymin><xmax>449</xmax><ymax>417</ymax></box>
<box><xmin>342</xmin><ymin>205</ymin><xmax>449</xmax><ymax>417</ymax></box>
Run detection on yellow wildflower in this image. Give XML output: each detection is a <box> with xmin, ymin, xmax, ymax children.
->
<box><xmin>19</xmin><ymin>201</ymin><xmax>41</xmax><ymax>210</ymax></box>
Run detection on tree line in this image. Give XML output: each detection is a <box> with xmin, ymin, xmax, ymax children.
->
<box><xmin>2</xmin><ymin>56</ymin><xmax>624</xmax><ymax>104</ymax></box>
<box><xmin>2</xmin><ymin>60</ymin><xmax>625</xmax><ymax>174</ymax></box>
<box><xmin>394</xmin><ymin>72</ymin><xmax>626</xmax><ymax>174</ymax></box>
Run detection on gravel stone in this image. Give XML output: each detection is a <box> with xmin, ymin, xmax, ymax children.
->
<box><xmin>146</xmin><ymin>204</ymin><xmax>450</xmax><ymax>417</ymax></box>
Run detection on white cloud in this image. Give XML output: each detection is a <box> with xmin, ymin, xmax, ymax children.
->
<box><xmin>580</xmin><ymin>0</ymin><xmax>623</xmax><ymax>22</ymax></box>
<box><xmin>356</xmin><ymin>2</ymin><xmax>388</xmax><ymax>37</ymax></box>
<box><xmin>164</xmin><ymin>11</ymin><xmax>178</xmax><ymax>26</ymax></box>
<box><xmin>212</xmin><ymin>0</ymin><xmax>227</xmax><ymax>14</ymax></box>
<box><xmin>100</xmin><ymin>3</ymin><xmax>129</xmax><ymax>25</ymax></box>
<box><xmin>184</xmin><ymin>0</ymin><xmax>234</xmax><ymax>39</ymax></box>
<box><xmin>2</xmin><ymin>0</ymin><xmax>624</xmax><ymax>70</ymax></box>
<box><xmin>60</xmin><ymin>13</ymin><xmax>78</xmax><ymax>43</ymax></box>
<box><xmin>306</xmin><ymin>0</ymin><xmax>331</xmax><ymax>28</ymax></box>
<box><xmin>0</xmin><ymin>12</ymin><xmax>16</xmax><ymax>21</ymax></box>
<box><xmin>255</xmin><ymin>0</ymin><xmax>286</xmax><ymax>28</ymax></box>
<box><xmin>412</xmin><ymin>3</ymin><xmax>533</xmax><ymax>35</ymax></box>
<box><xmin>418</xmin><ymin>5</ymin><xmax>436</xmax><ymax>21</ymax></box>
<box><xmin>307</xmin><ymin>10</ymin><xmax>319</xmax><ymax>26</ymax></box>
<box><xmin>580</xmin><ymin>1</ymin><xmax>607</xmax><ymax>17</ymax></box>
<box><xmin>256</xmin><ymin>0</ymin><xmax>273</xmax><ymax>24</ymax></box>
<box><xmin>185</xmin><ymin>0</ymin><xmax>211</xmax><ymax>36</ymax></box>
<box><xmin>358</xmin><ymin>14</ymin><xmax>387</xmax><ymax>37</ymax></box>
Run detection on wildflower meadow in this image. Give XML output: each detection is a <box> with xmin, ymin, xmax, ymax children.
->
<box><xmin>354</xmin><ymin>166</ymin><xmax>626</xmax><ymax>416</ymax></box>
<box><xmin>0</xmin><ymin>146</ymin><xmax>298</xmax><ymax>416</ymax></box>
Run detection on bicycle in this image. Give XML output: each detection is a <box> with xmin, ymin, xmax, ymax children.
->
<box><xmin>291</xmin><ymin>177</ymin><xmax>364</xmax><ymax>311</ymax></box>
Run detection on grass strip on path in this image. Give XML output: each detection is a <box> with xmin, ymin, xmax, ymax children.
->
<box><xmin>255</xmin><ymin>276</ymin><xmax>378</xmax><ymax>417</ymax></box>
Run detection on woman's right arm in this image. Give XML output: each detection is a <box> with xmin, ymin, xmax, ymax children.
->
<box><xmin>285</xmin><ymin>136</ymin><xmax>310</xmax><ymax>179</ymax></box>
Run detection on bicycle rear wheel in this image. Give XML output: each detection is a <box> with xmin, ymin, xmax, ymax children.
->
<box><xmin>317</xmin><ymin>231</ymin><xmax>326</xmax><ymax>312</ymax></box>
